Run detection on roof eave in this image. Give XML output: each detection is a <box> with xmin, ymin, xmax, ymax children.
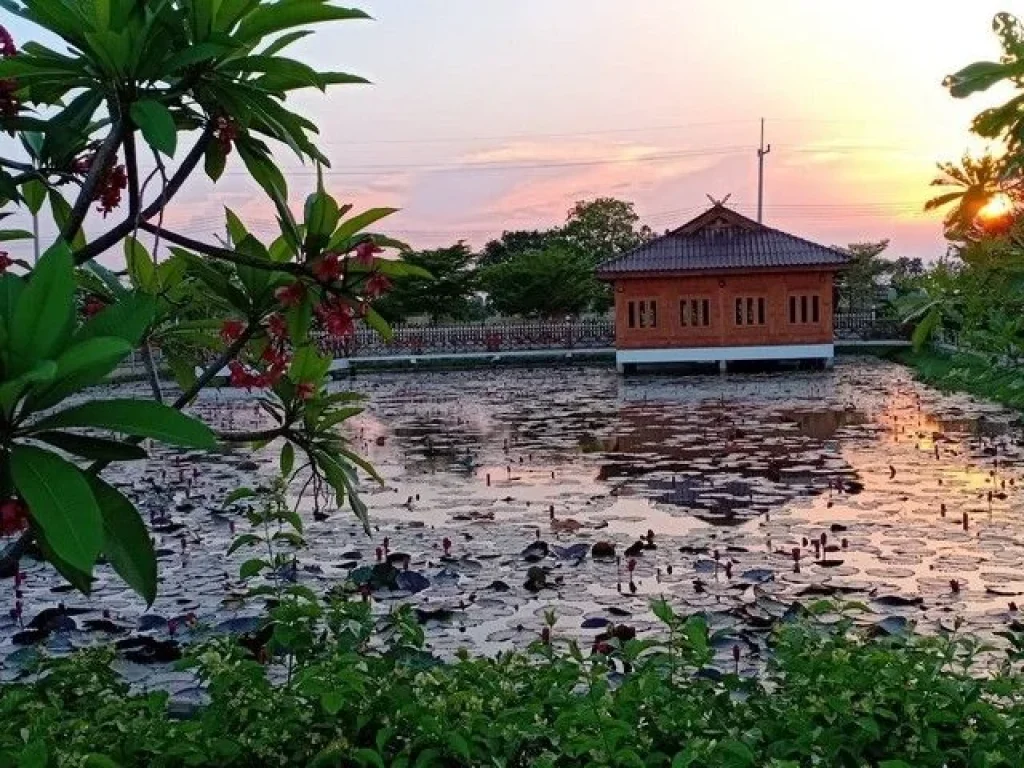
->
<box><xmin>596</xmin><ymin>263</ymin><xmax>847</xmax><ymax>280</ymax></box>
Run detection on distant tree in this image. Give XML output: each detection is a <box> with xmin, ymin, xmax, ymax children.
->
<box><xmin>481</xmin><ymin>246</ymin><xmax>594</xmax><ymax>317</ymax></box>
<box><xmin>836</xmin><ymin>240</ymin><xmax>893</xmax><ymax>312</ymax></box>
<box><xmin>475</xmin><ymin>198</ymin><xmax>651</xmax><ymax>314</ymax></box>
<box><xmin>563</xmin><ymin>198</ymin><xmax>654</xmax><ymax>267</ymax></box>
<box><xmin>477</xmin><ymin>229</ymin><xmax>568</xmax><ymax>269</ymax></box>
<box><xmin>375</xmin><ymin>242</ymin><xmax>479</xmax><ymax>324</ymax></box>
<box><xmin>890</xmin><ymin>256</ymin><xmax>925</xmax><ymax>293</ymax></box>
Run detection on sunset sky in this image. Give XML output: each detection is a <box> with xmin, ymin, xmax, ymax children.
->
<box><xmin>5</xmin><ymin>1</ymin><xmax>1019</xmax><ymax>260</ymax></box>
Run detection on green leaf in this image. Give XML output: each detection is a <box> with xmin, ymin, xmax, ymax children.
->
<box><xmin>227</xmin><ymin>533</ymin><xmax>262</xmax><ymax>555</ymax></box>
<box><xmin>174</xmin><ymin>249</ymin><xmax>251</xmax><ymax>312</ymax></box>
<box><xmin>26</xmin><ymin>336</ymin><xmax>133</xmax><ymax>412</ymax></box>
<box><xmin>0</xmin><ymin>272</ymin><xmax>25</xmax><ymax>333</ymax></box>
<box><xmin>11</xmin><ymin>444</ymin><xmax>103</xmax><ymax>573</ymax></box>
<box><xmin>83</xmin><ymin>261</ymin><xmax>129</xmax><ymax>300</ymax></box>
<box><xmin>363</xmin><ymin>307</ymin><xmax>393</xmax><ymax>342</ymax></box>
<box><xmin>236</xmin><ymin>137</ymin><xmax>288</xmax><ymax>200</ymax></box>
<box><xmin>316</xmin><ymin>450</ymin><xmax>369</xmax><ymax>533</ymax></box>
<box><xmin>234</xmin><ymin>234</ymin><xmax>272</xmax><ymax>302</ymax></box>
<box><xmin>16</xmin><ymin>738</ymin><xmax>47</xmax><ymax>768</ymax></box>
<box><xmin>124</xmin><ymin>236</ymin><xmax>157</xmax><ymax>292</ymax></box>
<box><xmin>280</xmin><ymin>441</ymin><xmax>295</xmax><ymax>476</ymax></box>
<box><xmin>75</xmin><ymin>293</ymin><xmax>157</xmax><ymax>347</ymax></box>
<box><xmin>48</xmin><ymin>190</ymin><xmax>86</xmax><ymax>251</ymax></box>
<box><xmin>225</xmin><ymin>207</ymin><xmax>248</xmax><ymax>245</ymax></box>
<box><xmin>21</xmin><ymin>178</ymin><xmax>46</xmax><ymax>214</ymax></box>
<box><xmin>289</xmin><ymin>344</ymin><xmax>331</xmax><ymax>383</ymax></box>
<box><xmin>235</xmin><ymin>4</ymin><xmax>370</xmax><ymax>44</ymax></box>
<box><xmin>86</xmin><ymin>476</ymin><xmax>157</xmax><ymax>605</ymax></box>
<box><xmin>205</xmin><ymin>138</ymin><xmax>227</xmax><ymax>181</ymax></box>
<box><xmin>286</xmin><ymin>294</ymin><xmax>313</xmax><ymax>345</ymax></box>
<box><xmin>303</xmin><ymin>186</ymin><xmax>340</xmax><ymax>253</ymax></box>
<box><xmin>328</xmin><ymin>208</ymin><xmax>398</xmax><ymax>250</ymax></box>
<box><xmin>374</xmin><ymin>259</ymin><xmax>432</xmax><ymax>280</ymax></box>
<box><xmin>35</xmin><ymin>431</ymin><xmax>148</xmax><ymax>462</ymax></box>
<box><xmin>163</xmin><ymin>41</ymin><xmax>231</xmax><ymax>73</ymax></box>
<box><xmin>224</xmin><ymin>487</ymin><xmax>256</xmax><ymax>505</ymax></box>
<box><xmin>717</xmin><ymin>739</ymin><xmax>754</xmax><ymax>767</ymax></box>
<box><xmin>10</xmin><ymin>240</ymin><xmax>75</xmax><ymax>374</ymax></box>
<box><xmin>84</xmin><ymin>754</ymin><xmax>121</xmax><ymax>768</ymax></box>
<box><xmin>0</xmin><ymin>361</ymin><xmax>57</xmax><ymax>417</ymax></box>
<box><xmin>258</xmin><ymin>29</ymin><xmax>313</xmax><ymax>57</ymax></box>
<box><xmin>35</xmin><ymin>530</ymin><xmax>94</xmax><ymax>594</ymax></box>
<box><xmin>0</xmin><ymin>229</ymin><xmax>34</xmax><ymax>241</ymax></box>
<box><xmin>946</xmin><ymin>61</ymin><xmax>1013</xmax><ymax>99</ymax></box>
<box><xmin>352</xmin><ymin>749</ymin><xmax>385</xmax><ymax>768</ymax></box>
<box><xmin>240</xmin><ymin>557</ymin><xmax>267</xmax><ymax>579</ymax></box>
<box><xmin>130</xmin><ymin>100</ymin><xmax>177</xmax><ymax>157</ymax></box>
<box><xmin>165</xmin><ymin>353</ymin><xmax>199</xmax><ymax>393</ymax></box>
<box><xmin>321</xmin><ymin>690</ymin><xmax>344</xmax><ymax>716</ymax></box>
<box><xmin>30</xmin><ymin>399</ymin><xmax>218</xmax><ymax>449</ymax></box>
<box><xmin>320</xmin><ymin>406</ymin><xmax>363</xmax><ymax>430</ymax></box>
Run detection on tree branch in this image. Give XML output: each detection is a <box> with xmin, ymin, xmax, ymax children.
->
<box><xmin>0</xmin><ymin>157</ymin><xmax>33</xmax><ymax>172</ymax></box>
<box><xmin>140</xmin><ymin>223</ymin><xmax>372</xmax><ymax>303</ymax></box>
<box><xmin>63</xmin><ymin>120</ymin><xmax>126</xmax><ymax>242</ymax></box>
<box><xmin>140</xmin><ymin>344</ymin><xmax>165</xmax><ymax>404</ymax></box>
<box><xmin>173</xmin><ymin>323</ymin><xmax>259</xmax><ymax>410</ymax></box>
<box><xmin>140</xmin><ymin>222</ymin><xmax>306</xmax><ymax>276</ymax></box>
<box><xmin>124</xmin><ymin>130</ymin><xmax>141</xmax><ymax>217</ymax></box>
<box><xmin>73</xmin><ymin>122</ymin><xmax>216</xmax><ymax>265</ymax></box>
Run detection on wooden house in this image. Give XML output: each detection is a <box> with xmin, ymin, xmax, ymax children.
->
<box><xmin>596</xmin><ymin>204</ymin><xmax>850</xmax><ymax>373</ymax></box>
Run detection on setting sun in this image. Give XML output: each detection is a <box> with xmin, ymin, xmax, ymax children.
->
<box><xmin>978</xmin><ymin>192</ymin><xmax>1015</xmax><ymax>220</ymax></box>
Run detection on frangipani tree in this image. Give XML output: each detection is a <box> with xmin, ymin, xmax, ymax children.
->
<box><xmin>0</xmin><ymin>0</ymin><xmax>426</xmax><ymax>604</ymax></box>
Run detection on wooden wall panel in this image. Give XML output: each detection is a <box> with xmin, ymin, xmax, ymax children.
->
<box><xmin>612</xmin><ymin>270</ymin><xmax>836</xmax><ymax>350</ymax></box>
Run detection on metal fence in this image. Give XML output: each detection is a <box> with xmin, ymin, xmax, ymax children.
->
<box><xmin>315</xmin><ymin>313</ymin><xmax>903</xmax><ymax>358</ymax></box>
<box><xmin>316</xmin><ymin>319</ymin><xmax>617</xmax><ymax>358</ymax></box>
<box><xmin>114</xmin><ymin>314</ymin><xmax>905</xmax><ymax>378</ymax></box>
<box><xmin>833</xmin><ymin>312</ymin><xmax>906</xmax><ymax>342</ymax></box>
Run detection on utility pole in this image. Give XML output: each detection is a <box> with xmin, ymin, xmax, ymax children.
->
<box><xmin>757</xmin><ymin>117</ymin><xmax>771</xmax><ymax>224</ymax></box>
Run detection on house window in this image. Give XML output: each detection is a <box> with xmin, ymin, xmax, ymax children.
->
<box><xmin>789</xmin><ymin>294</ymin><xmax>822</xmax><ymax>324</ymax></box>
<box><xmin>680</xmin><ymin>297</ymin><xmax>711</xmax><ymax>327</ymax></box>
<box><xmin>628</xmin><ymin>300</ymin><xmax>657</xmax><ymax>329</ymax></box>
<box><xmin>735</xmin><ymin>297</ymin><xmax>766</xmax><ymax>326</ymax></box>
<box><xmin>640</xmin><ymin>300</ymin><xmax>657</xmax><ymax>328</ymax></box>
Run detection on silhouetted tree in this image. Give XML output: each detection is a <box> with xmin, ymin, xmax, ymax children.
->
<box><xmin>480</xmin><ymin>246</ymin><xmax>593</xmax><ymax>317</ymax></box>
<box><xmin>375</xmin><ymin>242</ymin><xmax>480</xmax><ymax>324</ymax></box>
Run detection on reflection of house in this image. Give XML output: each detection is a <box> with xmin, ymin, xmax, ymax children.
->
<box><xmin>596</xmin><ymin>204</ymin><xmax>850</xmax><ymax>373</ymax></box>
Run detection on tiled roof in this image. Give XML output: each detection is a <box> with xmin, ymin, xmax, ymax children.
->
<box><xmin>597</xmin><ymin>205</ymin><xmax>850</xmax><ymax>276</ymax></box>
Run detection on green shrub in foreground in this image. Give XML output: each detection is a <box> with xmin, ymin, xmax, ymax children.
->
<box><xmin>2</xmin><ymin>601</ymin><xmax>1024</xmax><ymax>767</ymax></box>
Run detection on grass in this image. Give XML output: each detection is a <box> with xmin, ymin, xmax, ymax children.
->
<box><xmin>890</xmin><ymin>347</ymin><xmax>1024</xmax><ymax>410</ymax></box>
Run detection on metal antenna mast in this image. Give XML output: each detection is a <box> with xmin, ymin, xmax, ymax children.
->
<box><xmin>757</xmin><ymin>118</ymin><xmax>771</xmax><ymax>223</ymax></box>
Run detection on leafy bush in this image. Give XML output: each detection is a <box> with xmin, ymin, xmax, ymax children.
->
<box><xmin>2</xmin><ymin>601</ymin><xmax>1024</xmax><ymax>767</ymax></box>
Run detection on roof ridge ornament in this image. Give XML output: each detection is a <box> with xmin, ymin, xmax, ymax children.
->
<box><xmin>705</xmin><ymin>193</ymin><xmax>732</xmax><ymax>207</ymax></box>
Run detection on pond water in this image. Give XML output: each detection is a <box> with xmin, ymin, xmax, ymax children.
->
<box><xmin>3</xmin><ymin>357</ymin><xmax>1024</xmax><ymax>691</ymax></box>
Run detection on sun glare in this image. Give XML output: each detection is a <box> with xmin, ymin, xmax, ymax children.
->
<box><xmin>978</xmin><ymin>192</ymin><xmax>1014</xmax><ymax>220</ymax></box>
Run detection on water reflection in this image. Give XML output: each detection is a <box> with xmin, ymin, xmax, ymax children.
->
<box><xmin>784</xmin><ymin>408</ymin><xmax>868</xmax><ymax>439</ymax></box>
